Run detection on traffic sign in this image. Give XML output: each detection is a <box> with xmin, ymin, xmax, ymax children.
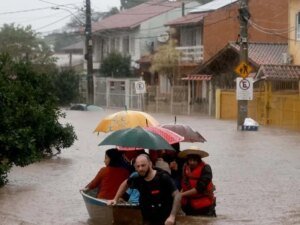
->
<box><xmin>235</xmin><ymin>61</ymin><xmax>253</xmax><ymax>78</ymax></box>
<box><xmin>135</xmin><ymin>80</ymin><xmax>146</xmax><ymax>94</ymax></box>
<box><xmin>236</xmin><ymin>77</ymin><xmax>253</xmax><ymax>100</ymax></box>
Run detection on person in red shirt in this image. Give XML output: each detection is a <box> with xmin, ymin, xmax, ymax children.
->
<box><xmin>84</xmin><ymin>148</ymin><xmax>130</xmax><ymax>199</ymax></box>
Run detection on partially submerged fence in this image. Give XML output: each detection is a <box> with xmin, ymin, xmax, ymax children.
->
<box><xmin>217</xmin><ymin>88</ymin><xmax>300</xmax><ymax>130</ymax></box>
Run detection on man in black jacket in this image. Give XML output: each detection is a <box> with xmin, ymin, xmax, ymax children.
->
<box><xmin>108</xmin><ymin>154</ymin><xmax>181</xmax><ymax>225</ymax></box>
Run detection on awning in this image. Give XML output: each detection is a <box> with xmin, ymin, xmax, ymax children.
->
<box><xmin>181</xmin><ymin>74</ymin><xmax>212</xmax><ymax>81</ymax></box>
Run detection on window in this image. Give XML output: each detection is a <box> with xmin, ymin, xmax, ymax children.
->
<box><xmin>130</xmin><ymin>37</ymin><xmax>135</xmax><ymax>55</ymax></box>
<box><xmin>296</xmin><ymin>12</ymin><xmax>300</xmax><ymax>40</ymax></box>
<box><xmin>122</xmin><ymin>36</ymin><xmax>129</xmax><ymax>55</ymax></box>
<box><xmin>180</xmin><ymin>26</ymin><xmax>201</xmax><ymax>46</ymax></box>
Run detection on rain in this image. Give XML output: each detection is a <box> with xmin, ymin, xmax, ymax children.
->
<box><xmin>1</xmin><ymin>109</ymin><xmax>300</xmax><ymax>225</ymax></box>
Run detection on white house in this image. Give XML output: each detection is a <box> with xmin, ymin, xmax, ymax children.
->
<box><xmin>90</xmin><ymin>0</ymin><xmax>200</xmax><ymax>74</ymax></box>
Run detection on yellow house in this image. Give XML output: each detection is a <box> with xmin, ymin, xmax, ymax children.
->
<box><xmin>289</xmin><ymin>0</ymin><xmax>300</xmax><ymax>64</ymax></box>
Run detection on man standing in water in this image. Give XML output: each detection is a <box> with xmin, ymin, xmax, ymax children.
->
<box><xmin>108</xmin><ymin>154</ymin><xmax>181</xmax><ymax>225</ymax></box>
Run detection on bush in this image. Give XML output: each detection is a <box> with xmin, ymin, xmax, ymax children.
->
<box><xmin>100</xmin><ymin>52</ymin><xmax>132</xmax><ymax>77</ymax></box>
<box><xmin>0</xmin><ymin>54</ymin><xmax>77</xmax><ymax>186</ymax></box>
<box><xmin>52</xmin><ymin>69</ymin><xmax>80</xmax><ymax>106</ymax></box>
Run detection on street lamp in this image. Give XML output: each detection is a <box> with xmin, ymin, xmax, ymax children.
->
<box><xmin>50</xmin><ymin>6</ymin><xmax>84</xmax><ymax>26</ymax></box>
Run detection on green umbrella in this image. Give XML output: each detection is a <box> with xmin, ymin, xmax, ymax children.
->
<box><xmin>99</xmin><ymin>126</ymin><xmax>175</xmax><ymax>150</ymax></box>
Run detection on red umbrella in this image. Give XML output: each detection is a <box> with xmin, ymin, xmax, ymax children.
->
<box><xmin>145</xmin><ymin>126</ymin><xmax>184</xmax><ymax>144</ymax></box>
<box><xmin>117</xmin><ymin>126</ymin><xmax>184</xmax><ymax>151</ymax></box>
<box><xmin>161</xmin><ymin>124</ymin><xmax>206</xmax><ymax>143</ymax></box>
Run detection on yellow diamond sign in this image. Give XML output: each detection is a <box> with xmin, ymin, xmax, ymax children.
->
<box><xmin>235</xmin><ymin>61</ymin><xmax>253</xmax><ymax>78</ymax></box>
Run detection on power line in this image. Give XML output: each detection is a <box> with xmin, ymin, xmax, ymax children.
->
<box><xmin>36</xmin><ymin>14</ymin><xmax>72</xmax><ymax>31</ymax></box>
<box><xmin>0</xmin><ymin>4</ymin><xmax>78</xmax><ymax>15</ymax></box>
<box><xmin>37</xmin><ymin>0</ymin><xmax>80</xmax><ymax>10</ymax></box>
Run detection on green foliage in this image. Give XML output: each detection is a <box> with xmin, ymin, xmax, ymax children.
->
<box><xmin>52</xmin><ymin>69</ymin><xmax>80</xmax><ymax>106</ymax></box>
<box><xmin>121</xmin><ymin>0</ymin><xmax>148</xmax><ymax>9</ymax></box>
<box><xmin>103</xmin><ymin>7</ymin><xmax>120</xmax><ymax>19</ymax></box>
<box><xmin>0</xmin><ymin>54</ymin><xmax>77</xmax><ymax>186</ymax></box>
<box><xmin>100</xmin><ymin>52</ymin><xmax>132</xmax><ymax>77</ymax></box>
<box><xmin>0</xmin><ymin>24</ymin><xmax>55</xmax><ymax>64</ymax></box>
<box><xmin>197</xmin><ymin>0</ymin><xmax>214</xmax><ymax>4</ymax></box>
<box><xmin>44</xmin><ymin>32</ymin><xmax>81</xmax><ymax>52</ymax></box>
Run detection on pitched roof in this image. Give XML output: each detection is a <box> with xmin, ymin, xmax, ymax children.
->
<box><xmin>62</xmin><ymin>41</ymin><xmax>84</xmax><ymax>51</ymax></box>
<box><xmin>190</xmin><ymin>0</ymin><xmax>238</xmax><ymax>13</ymax></box>
<box><xmin>92</xmin><ymin>0</ymin><xmax>183</xmax><ymax>32</ymax></box>
<box><xmin>255</xmin><ymin>65</ymin><xmax>300</xmax><ymax>81</ymax></box>
<box><xmin>230</xmin><ymin>42</ymin><xmax>288</xmax><ymax>66</ymax></box>
<box><xmin>198</xmin><ymin>42</ymin><xmax>288</xmax><ymax>72</ymax></box>
<box><xmin>165</xmin><ymin>12</ymin><xmax>207</xmax><ymax>26</ymax></box>
<box><xmin>181</xmin><ymin>74</ymin><xmax>212</xmax><ymax>81</ymax></box>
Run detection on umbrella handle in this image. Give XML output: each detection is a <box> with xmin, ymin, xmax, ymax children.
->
<box><xmin>174</xmin><ymin>116</ymin><xmax>177</xmax><ymax>124</ymax></box>
<box><xmin>146</xmin><ymin>119</ymin><xmax>148</xmax><ymax>127</ymax></box>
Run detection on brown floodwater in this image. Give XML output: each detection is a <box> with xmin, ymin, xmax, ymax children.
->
<box><xmin>1</xmin><ymin>109</ymin><xmax>300</xmax><ymax>225</ymax></box>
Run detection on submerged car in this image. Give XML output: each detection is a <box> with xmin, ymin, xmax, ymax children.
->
<box><xmin>70</xmin><ymin>103</ymin><xmax>103</xmax><ymax>111</ymax></box>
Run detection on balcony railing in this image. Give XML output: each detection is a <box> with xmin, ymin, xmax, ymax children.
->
<box><xmin>176</xmin><ymin>45</ymin><xmax>204</xmax><ymax>64</ymax></box>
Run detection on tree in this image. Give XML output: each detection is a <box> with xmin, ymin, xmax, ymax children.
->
<box><xmin>120</xmin><ymin>0</ymin><xmax>148</xmax><ymax>9</ymax></box>
<box><xmin>100</xmin><ymin>52</ymin><xmax>132</xmax><ymax>77</ymax></box>
<box><xmin>0</xmin><ymin>24</ymin><xmax>54</xmax><ymax>64</ymax></box>
<box><xmin>44</xmin><ymin>32</ymin><xmax>81</xmax><ymax>52</ymax></box>
<box><xmin>197</xmin><ymin>0</ymin><xmax>214</xmax><ymax>4</ymax></box>
<box><xmin>0</xmin><ymin>55</ymin><xmax>77</xmax><ymax>186</ymax></box>
<box><xmin>66</xmin><ymin>8</ymin><xmax>119</xmax><ymax>30</ymax></box>
<box><xmin>150</xmin><ymin>40</ymin><xmax>180</xmax><ymax>86</ymax></box>
<box><xmin>103</xmin><ymin>7</ymin><xmax>120</xmax><ymax>19</ymax></box>
<box><xmin>52</xmin><ymin>69</ymin><xmax>80</xmax><ymax>106</ymax></box>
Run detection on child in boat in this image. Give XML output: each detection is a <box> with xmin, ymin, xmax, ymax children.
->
<box><xmin>83</xmin><ymin>148</ymin><xmax>130</xmax><ymax>199</ymax></box>
<box><xmin>121</xmin><ymin>171</ymin><xmax>140</xmax><ymax>204</ymax></box>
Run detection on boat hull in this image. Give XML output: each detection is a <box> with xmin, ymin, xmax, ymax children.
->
<box><xmin>80</xmin><ymin>190</ymin><xmax>142</xmax><ymax>225</ymax></box>
<box><xmin>80</xmin><ymin>190</ymin><xmax>210</xmax><ymax>224</ymax></box>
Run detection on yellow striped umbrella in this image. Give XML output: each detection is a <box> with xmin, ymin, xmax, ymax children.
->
<box><xmin>94</xmin><ymin>110</ymin><xmax>159</xmax><ymax>133</ymax></box>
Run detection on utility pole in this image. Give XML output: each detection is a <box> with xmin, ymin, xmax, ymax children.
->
<box><xmin>237</xmin><ymin>0</ymin><xmax>250</xmax><ymax>130</ymax></box>
<box><xmin>85</xmin><ymin>0</ymin><xmax>94</xmax><ymax>105</ymax></box>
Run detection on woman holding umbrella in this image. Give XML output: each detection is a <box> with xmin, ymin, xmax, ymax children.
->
<box><xmin>83</xmin><ymin>148</ymin><xmax>130</xmax><ymax>199</ymax></box>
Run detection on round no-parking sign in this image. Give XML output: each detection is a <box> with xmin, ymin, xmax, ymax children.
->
<box><xmin>236</xmin><ymin>78</ymin><xmax>253</xmax><ymax>100</ymax></box>
<box><xmin>135</xmin><ymin>80</ymin><xmax>146</xmax><ymax>94</ymax></box>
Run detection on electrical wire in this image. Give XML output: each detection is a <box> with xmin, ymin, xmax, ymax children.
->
<box><xmin>37</xmin><ymin>0</ymin><xmax>80</xmax><ymax>10</ymax></box>
<box><xmin>35</xmin><ymin>14</ymin><xmax>73</xmax><ymax>31</ymax></box>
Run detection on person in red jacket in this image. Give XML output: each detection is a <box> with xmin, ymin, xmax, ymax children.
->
<box><xmin>178</xmin><ymin>146</ymin><xmax>216</xmax><ymax>217</ymax></box>
<box><xmin>83</xmin><ymin>148</ymin><xmax>130</xmax><ymax>199</ymax></box>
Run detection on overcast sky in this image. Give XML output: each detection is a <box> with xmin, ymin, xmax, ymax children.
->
<box><xmin>0</xmin><ymin>0</ymin><xmax>120</xmax><ymax>34</ymax></box>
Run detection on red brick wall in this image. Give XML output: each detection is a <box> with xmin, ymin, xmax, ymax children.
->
<box><xmin>203</xmin><ymin>0</ymin><xmax>288</xmax><ymax>61</ymax></box>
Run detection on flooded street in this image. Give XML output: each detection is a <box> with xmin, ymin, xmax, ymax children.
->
<box><xmin>1</xmin><ymin>109</ymin><xmax>300</xmax><ymax>225</ymax></box>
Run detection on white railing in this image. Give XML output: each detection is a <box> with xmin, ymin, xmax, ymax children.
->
<box><xmin>176</xmin><ymin>45</ymin><xmax>204</xmax><ymax>64</ymax></box>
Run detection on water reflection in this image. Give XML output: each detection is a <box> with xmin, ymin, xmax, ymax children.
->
<box><xmin>0</xmin><ymin>110</ymin><xmax>300</xmax><ymax>225</ymax></box>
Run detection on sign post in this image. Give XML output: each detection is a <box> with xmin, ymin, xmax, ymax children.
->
<box><xmin>235</xmin><ymin>61</ymin><xmax>253</xmax><ymax>79</ymax></box>
<box><xmin>135</xmin><ymin>80</ymin><xmax>146</xmax><ymax>110</ymax></box>
<box><xmin>236</xmin><ymin>0</ymin><xmax>251</xmax><ymax>130</ymax></box>
<box><xmin>236</xmin><ymin>77</ymin><xmax>253</xmax><ymax>100</ymax></box>
<box><xmin>234</xmin><ymin>60</ymin><xmax>253</xmax><ymax>130</ymax></box>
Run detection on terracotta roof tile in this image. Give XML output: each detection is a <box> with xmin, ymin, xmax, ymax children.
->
<box><xmin>230</xmin><ymin>42</ymin><xmax>288</xmax><ymax>65</ymax></box>
<box><xmin>181</xmin><ymin>74</ymin><xmax>212</xmax><ymax>81</ymax></box>
<box><xmin>92</xmin><ymin>0</ymin><xmax>183</xmax><ymax>32</ymax></box>
<box><xmin>255</xmin><ymin>65</ymin><xmax>300</xmax><ymax>81</ymax></box>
